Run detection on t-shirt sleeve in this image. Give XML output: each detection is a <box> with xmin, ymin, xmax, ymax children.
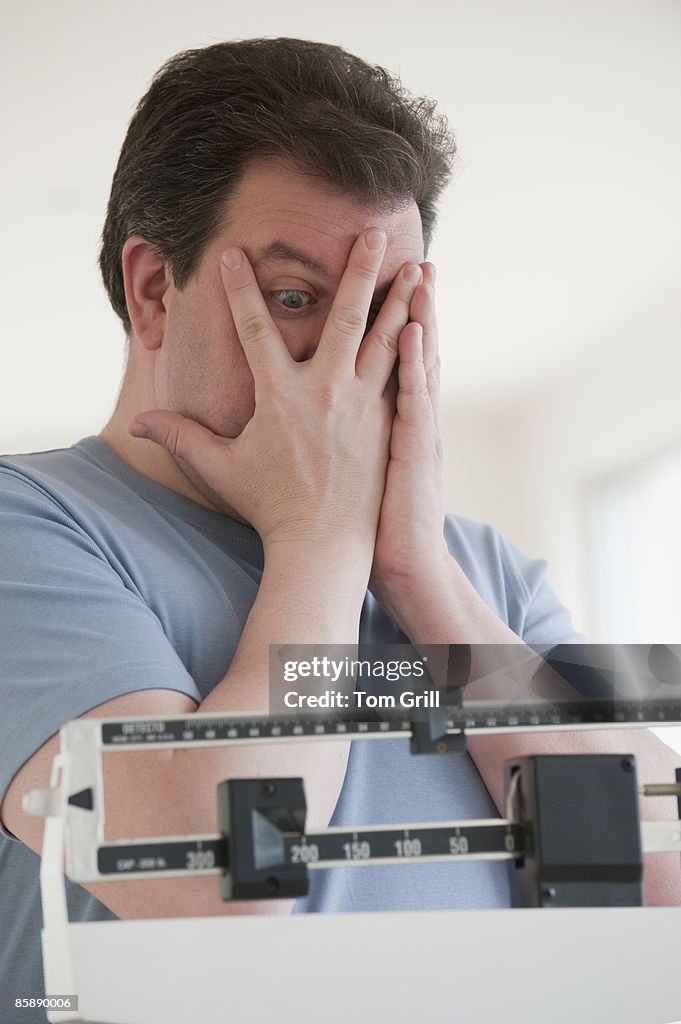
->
<box><xmin>0</xmin><ymin>471</ymin><xmax>202</xmax><ymax>841</ymax></box>
<box><xmin>496</xmin><ymin>533</ymin><xmax>631</xmax><ymax>704</ymax></box>
<box><xmin>497</xmin><ymin>531</ymin><xmax>587</xmax><ymax>646</ymax></box>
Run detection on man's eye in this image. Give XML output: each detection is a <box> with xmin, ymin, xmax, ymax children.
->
<box><xmin>269</xmin><ymin>289</ymin><xmax>382</xmax><ymax>322</ymax></box>
<box><xmin>270</xmin><ymin>289</ymin><xmax>316</xmax><ymax>313</ymax></box>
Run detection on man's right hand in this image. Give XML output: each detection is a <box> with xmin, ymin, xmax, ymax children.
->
<box><xmin>130</xmin><ymin>228</ymin><xmax>421</xmax><ymax>558</ymax></box>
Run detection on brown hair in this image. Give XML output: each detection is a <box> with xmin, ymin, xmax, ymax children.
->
<box><xmin>98</xmin><ymin>36</ymin><xmax>457</xmax><ymax>335</ymax></box>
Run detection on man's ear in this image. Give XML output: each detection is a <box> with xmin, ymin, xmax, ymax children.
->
<box><xmin>121</xmin><ymin>235</ymin><xmax>172</xmax><ymax>351</ymax></box>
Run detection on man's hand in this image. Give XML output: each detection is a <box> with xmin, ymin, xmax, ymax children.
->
<box><xmin>370</xmin><ymin>262</ymin><xmax>451</xmax><ymax>603</ymax></box>
<box><xmin>130</xmin><ymin>229</ymin><xmax>422</xmax><ymax>565</ymax></box>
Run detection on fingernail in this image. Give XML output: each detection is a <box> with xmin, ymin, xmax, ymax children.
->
<box><xmin>404</xmin><ymin>264</ymin><xmax>422</xmax><ymax>285</ymax></box>
<box><xmin>365</xmin><ymin>229</ymin><xmax>386</xmax><ymax>252</ymax></box>
<box><xmin>222</xmin><ymin>247</ymin><xmax>243</xmax><ymax>270</ymax></box>
<box><xmin>130</xmin><ymin>421</ymin><xmax>151</xmax><ymax>439</ymax></box>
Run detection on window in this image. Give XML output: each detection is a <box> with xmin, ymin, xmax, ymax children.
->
<box><xmin>587</xmin><ymin>444</ymin><xmax>681</xmax><ymax>755</ymax></box>
<box><xmin>587</xmin><ymin>444</ymin><xmax>681</xmax><ymax>643</ymax></box>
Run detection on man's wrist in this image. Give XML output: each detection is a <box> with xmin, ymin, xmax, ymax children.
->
<box><xmin>264</xmin><ymin>534</ymin><xmax>374</xmax><ymax>602</ymax></box>
<box><xmin>370</xmin><ymin>542</ymin><xmax>452</xmax><ymax>607</ymax></box>
<box><xmin>370</xmin><ymin>548</ymin><xmax>462</xmax><ymax>637</ymax></box>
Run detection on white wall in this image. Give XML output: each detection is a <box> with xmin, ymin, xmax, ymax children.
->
<box><xmin>441</xmin><ymin>293</ymin><xmax>681</xmax><ymax>640</ymax></box>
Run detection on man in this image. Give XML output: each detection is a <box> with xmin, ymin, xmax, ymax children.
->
<box><xmin>1</xmin><ymin>36</ymin><xmax>679</xmax><ymax>1008</ymax></box>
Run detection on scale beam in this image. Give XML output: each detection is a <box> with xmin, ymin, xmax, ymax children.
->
<box><xmin>22</xmin><ymin>701</ymin><xmax>681</xmax><ymax>906</ymax></box>
<box><xmin>89</xmin><ymin>696</ymin><xmax>681</xmax><ymax>752</ymax></box>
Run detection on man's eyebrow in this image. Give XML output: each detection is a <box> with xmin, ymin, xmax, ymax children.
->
<box><xmin>253</xmin><ymin>240</ymin><xmax>394</xmax><ymax>300</ymax></box>
<box><xmin>253</xmin><ymin>240</ymin><xmax>331</xmax><ymax>278</ymax></box>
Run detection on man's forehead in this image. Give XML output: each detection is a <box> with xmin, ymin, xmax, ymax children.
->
<box><xmin>250</xmin><ymin>234</ymin><xmax>422</xmax><ymax>294</ymax></box>
<box><xmin>222</xmin><ymin>156</ymin><xmax>424</xmax><ymax>284</ymax></box>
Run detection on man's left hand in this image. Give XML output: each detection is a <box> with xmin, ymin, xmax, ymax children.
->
<box><xmin>370</xmin><ymin>262</ymin><xmax>451</xmax><ymax>607</ymax></box>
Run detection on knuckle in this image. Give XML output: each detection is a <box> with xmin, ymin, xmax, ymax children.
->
<box><xmin>230</xmin><ymin>278</ymin><xmax>253</xmax><ymax>293</ymax></box>
<box><xmin>402</xmin><ymin>379</ymin><xmax>430</xmax><ymax>402</ymax></box>
<box><xmin>382</xmin><ymin>290</ymin><xmax>411</xmax><ymax>322</ymax></box>
<box><xmin>332</xmin><ymin>304</ymin><xmax>367</xmax><ymax>335</ymax></box>
<box><xmin>356</xmin><ymin>264</ymin><xmax>382</xmax><ymax>284</ymax></box>
<box><xmin>161</xmin><ymin>423</ymin><xmax>185</xmax><ymax>460</ymax></box>
<box><xmin>239</xmin><ymin>311</ymin><xmax>270</xmax><ymax>345</ymax></box>
<box><xmin>317</xmin><ymin>382</ymin><xmax>341</xmax><ymax>411</ymax></box>
<box><xmin>349</xmin><ymin>263</ymin><xmax>378</xmax><ymax>284</ymax></box>
<box><xmin>369</xmin><ymin>327</ymin><xmax>397</xmax><ymax>357</ymax></box>
<box><xmin>386</xmin><ymin>293</ymin><xmax>411</xmax><ymax>320</ymax></box>
<box><xmin>264</xmin><ymin>380</ymin><xmax>289</xmax><ymax>414</ymax></box>
<box><xmin>398</xmin><ymin>288</ymin><xmax>415</xmax><ymax>310</ymax></box>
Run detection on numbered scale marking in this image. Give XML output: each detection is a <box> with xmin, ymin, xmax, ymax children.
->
<box><xmin>98</xmin><ymin>696</ymin><xmax>681</xmax><ymax>750</ymax></box>
<box><xmin>285</xmin><ymin>822</ymin><xmax>523</xmax><ymax>868</ymax></box>
<box><xmin>95</xmin><ymin>820</ymin><xmax>523</xmax><ymax>877</ymax></box>
<box><xmin>97</xmin><ymin>839</ymin><xmax>225</xmax><ymax>877</ymax></box>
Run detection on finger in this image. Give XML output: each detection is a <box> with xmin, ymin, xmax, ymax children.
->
<box><xmin>220</xmin><ymin>247</ymin><xmax>291</xmax><ymax>382</ymax></box>
<box><xmin>408</xmin><ymin>262</ymin><xmax>440</xmax><ymax>425</ymax></box>
<box><xmin>314</xmin><ymin>228</ymin><xmax>387</xmax><ymax>375</ymax></box>
<box><xmin>356</xmin><ymin>261</ymin><xmax>423</xmax><ymax>392</ymax></box>
<box><xmin>129</xmin><ymin>409</ymin><xmax>232</xmax><ymax>480</ymax></box>
<box><xmin>416</xmin><ymin>262</ymin><xmax>438</xmax><ymax>373</ymax></box>
<box><xmin>382</xmin><ymin>362</ymin><xmax>399</xmax><ymax>419</ymax></box>
<box><xmin>395</xmin><ymin>323</ymin><xmax>435</xmax><ymax>427</ymax></box>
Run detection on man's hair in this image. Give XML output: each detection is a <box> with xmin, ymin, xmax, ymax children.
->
<box><xmin>98</xmin><ymin>36</ymin><xmax>457</xmax><ymax>336</ymax></box>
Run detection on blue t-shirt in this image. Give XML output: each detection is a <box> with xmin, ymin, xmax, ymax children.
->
<box><xmin>0</xmin><ymin>436</ymin><xmax>582</xmax><ymax>1003</ymax></box>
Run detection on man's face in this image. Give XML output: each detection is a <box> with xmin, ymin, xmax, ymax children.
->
<box><xmin>154</xmin><ymin>156</ymin><xmax>425</xmax><ymax>437</ymax></box>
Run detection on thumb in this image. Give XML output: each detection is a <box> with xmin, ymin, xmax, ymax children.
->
<box><xmin>130</xmin><ymin>410</ymin><xmax>232</xmax><ymax>476</ymax></box>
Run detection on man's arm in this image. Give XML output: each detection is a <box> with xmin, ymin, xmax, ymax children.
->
<box><xmin>367</xmin><ymin>263</ymin><xmax>681</xmax><ymax>906</ymax></box>
<box><xmin>89</xmin><ymin>540</ymin><xmax>369</xmax><ymax>919</ymax></box>
<box><xmin>167</xmin><ymin>539</ymin><xmax>368</xmax><ymax>834</ymax></box>
<box><xmin>373</xmin><ymin>550</ymin><xmax>681</xmax><ymax>906</ymax></box>
<box><xmin>4</xmin><ymin>230</ymin><xmax>426</xmax><ymax>919</ymax></box>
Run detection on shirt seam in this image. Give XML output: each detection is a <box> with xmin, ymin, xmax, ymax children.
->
<box><xmin>6</xmin><ymin>660</ymin><xmax>200</xmax><ymax>742</ymax></box>
<box><xmin>72</xmin><ymin>446</ymin><xmax>261</xmax><ymax>546</ymax></box>
<box><xmin>499</xmin><ymin>532</ymin><xmax>533</xmax><ymax>606</ymax></box>
<box><xmin>0</xmin><ymin>662</ymin><xmax>200</xmax><ymax>842</ymax></box>
<box><xmin>0</xmin><ymin>467</ymin><xmax>93</xmax><ymax>533</ymax></box>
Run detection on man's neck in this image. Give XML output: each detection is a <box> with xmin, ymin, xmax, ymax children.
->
<box><xmin>98</xmin><ymin>414</ymin><xmax>223</xmax><ymax>513</ymax></box>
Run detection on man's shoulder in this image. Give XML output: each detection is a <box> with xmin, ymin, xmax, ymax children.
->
<box><xmin>444</xmin><ymin>511</ymin><xmax>504</xmax><ymax>545</ymax></box>
<box><xmin>0</xmin><ymin>439</ymin><xmax>96</xmax><ymax>498</ymax></box>
<box><xmin>443</xmin><ymin>511</ymin><xmax>528</xmax><ymax>571</ymax></box>
<box><xmin>0</xmin><ymin>438</ymin><xmax>137</xmax><ymax>539</ymax></box>
<box><xmin>0</xmin><ymin>438</ymin><xmax>172</xmax><ymax>563</ymax></box>
<box><xmin>442</xmin><ymin>512</ymin><xmax>553</xmax><ymax>626</ymax></box>
<box><xmin>444</xmin><ymin>512</ymin><xmax>582</xmax><ymax>645</ymax></box>
<box><xmin>0</xmin><ymin>443</ymin><xmax>92</xmax><ymax>523</ymax></box>
<box><xmin>0</xmin><ymin>440</ymin><xmax>80</xmax><ymax>469</ymax></box>
<box><xmin>0</xmin><ymin>438</ymin><xmax>265</xmax><ymax>590</ymax></box>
